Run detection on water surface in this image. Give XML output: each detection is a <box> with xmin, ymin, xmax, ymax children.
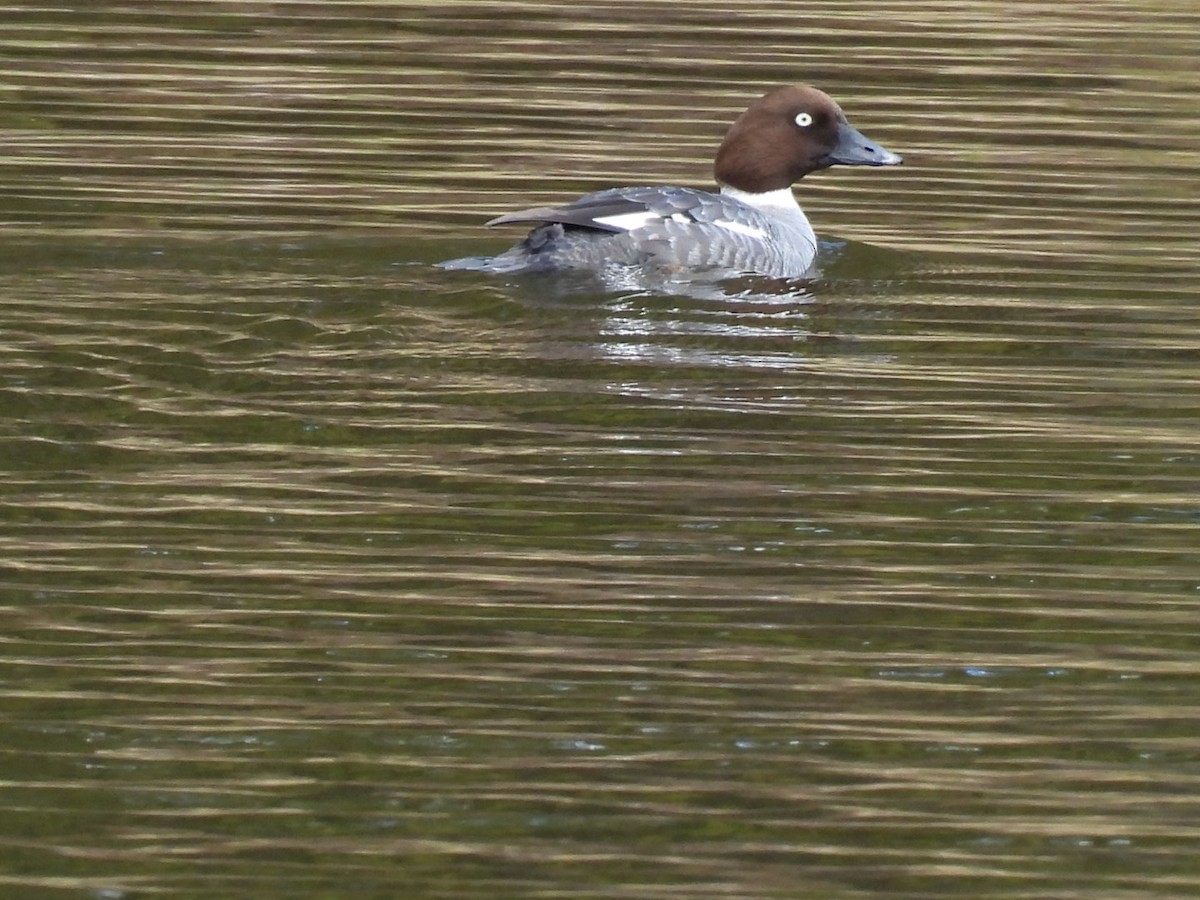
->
<box><xmin>2</xmin><ymin>2</ymin><xmax>1199</xmax><ymax>898</ymax></box>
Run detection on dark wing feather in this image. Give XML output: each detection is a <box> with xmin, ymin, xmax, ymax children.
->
<box><xmin>486</xmin><ymin>191</ymin><xmax>659</xmax><ymax>233</ymax></box>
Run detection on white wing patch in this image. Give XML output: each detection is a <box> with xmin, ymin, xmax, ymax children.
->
<box><xmin>593</xmin><ymin>210</ymin><xmax>692</xmax><ymax>231</ymax></box>
<box><xmin>713</xmin><ymin>219</ymin><xmax>767</xmax><ymax>240</ymax></box>
<box><xmin>593</xmin><ymin>209</ymin><xmax>764</xmax><ymax>239</ymax></box>
<box><xmin>593</xmin><ymin>211</ymin><xmax>658</xmax><ymax>231</ymax></box>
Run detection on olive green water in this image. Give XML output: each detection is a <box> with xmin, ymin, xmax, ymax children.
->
<box><xmin>2</xmin><ymin>2</ymin><xmax>1199</xmax><ymax>898</ymax></box>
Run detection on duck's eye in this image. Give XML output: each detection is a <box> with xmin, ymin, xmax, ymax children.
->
<box><xmin>794</xmin><ymin>112</ymin><xmax>814</xmax><ymax>128</ymax></box>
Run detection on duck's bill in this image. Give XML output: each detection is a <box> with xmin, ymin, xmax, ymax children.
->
<box><xmin>828</xmin><ymin>122</ymin><xmax>903</xmax><ymax>166</ymax></box>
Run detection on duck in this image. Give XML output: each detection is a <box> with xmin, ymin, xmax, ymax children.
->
<box><xmin>441</xmin><ymin>85</ymin><xmax>901</xmax><ymax>279</ymax></box>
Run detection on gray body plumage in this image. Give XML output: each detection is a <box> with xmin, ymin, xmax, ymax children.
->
<box><xmin>442</xmin><ymin>185</ymin><xmax>818</xmax><ymax>279</ymax></box>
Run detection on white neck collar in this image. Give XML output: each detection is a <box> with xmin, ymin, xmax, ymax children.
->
<box><xmin>718</xmin><ymin>184</ymin><xmax>801</xmax><ymax>212</ymax></box>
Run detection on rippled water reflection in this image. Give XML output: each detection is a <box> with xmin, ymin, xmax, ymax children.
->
<box><xmin>2</xmin><ymin>2</ymin><xmax>1199</xmax><ymax>899</ymax></box>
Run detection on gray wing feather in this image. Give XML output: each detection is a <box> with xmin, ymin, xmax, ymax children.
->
<box><xmin>487</xmin><ymin>186</ymin><xmax>727</xmax><ymax>234</ymax></box>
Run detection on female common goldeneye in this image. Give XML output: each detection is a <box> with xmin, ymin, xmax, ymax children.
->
<box><xmin>441</xmin><ymin>85</ymin><xmax>901</xmax><ymax>279</ymax></box>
